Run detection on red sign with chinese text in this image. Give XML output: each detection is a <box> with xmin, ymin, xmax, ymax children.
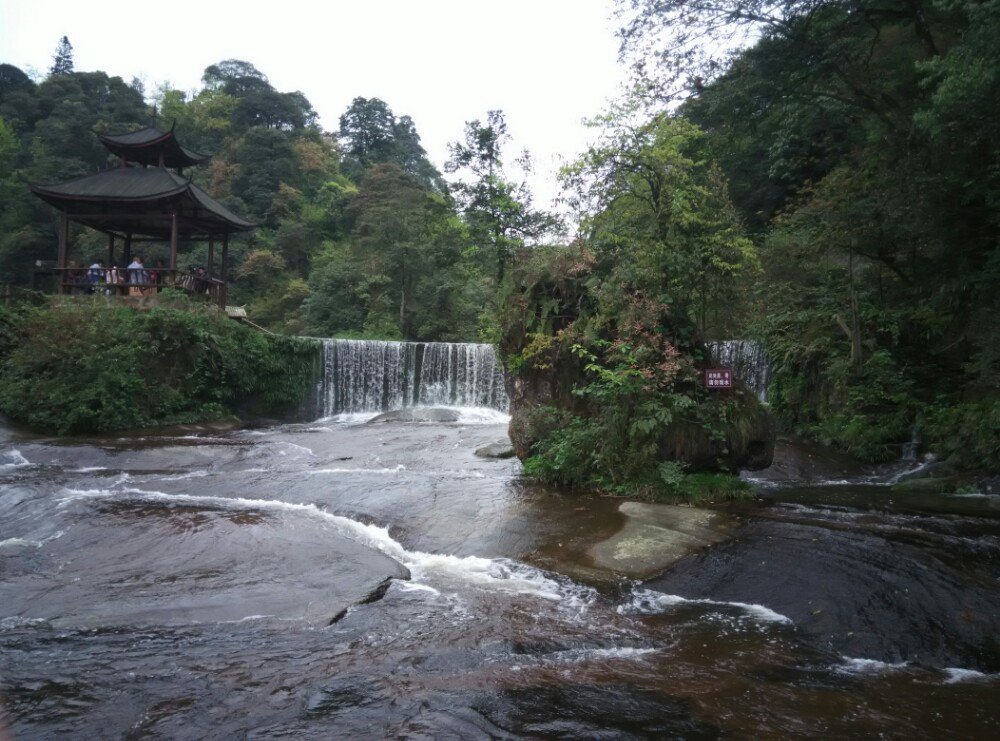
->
<box><xmin>705</xmin><ymin>368</ymin><xmax>733</xmax><ymax>389</ymax></box>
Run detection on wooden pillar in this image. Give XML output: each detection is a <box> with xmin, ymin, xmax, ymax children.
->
<box><xmin>207</xmin><ymin>236</ymin><xmax>215</xmax><ymax>281</ymax></box>
<box><xmin>57</xmin><ymin>214</ymin><xmax>69</xmax><ymax>294</ymax></box>
<box><xmin>169</xmin><ymin>208</ymin><xmax>179</xmax><ymax>277</ymax></box>
<box><xmin>107</xmin><ymin>233</ymin><xmax>115</xmax><ymax>267</ymax></box>
<box><xmin>220</xmin><ymin>233</ymin><xmax>229</xmax><ymax>309</ymax></box>
<box><xmin>123</xmin><ymin>233</ymin><xmax>133</xmax><ymax>267</ymax></box>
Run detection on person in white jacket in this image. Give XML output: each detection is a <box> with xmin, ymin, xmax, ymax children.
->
<box><xmin>127</xmin><ymin>256</ymin><xmax>145</xmax><ymax>285</ymax></box>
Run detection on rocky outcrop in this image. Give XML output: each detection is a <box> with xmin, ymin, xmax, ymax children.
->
<box><xmin>505</xmin><ymin>362</ymin><xmax>775</xmax><ymax>474</ymax></box>
<box><xmin>499</xmin><ymin>249</ymin><xmax>775</xmax><ymax>476</ymax></box>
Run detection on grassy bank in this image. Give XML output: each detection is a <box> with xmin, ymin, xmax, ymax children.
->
<box><xmin>0</xmin><ymin>297</ymin><xmax>316</xmax><ymax>434</ymax></box>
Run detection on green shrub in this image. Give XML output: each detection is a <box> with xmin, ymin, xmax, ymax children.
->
<box><xmin>926</xmin><ymin>399</ymin><xmax>1000</xmax><ymax>472</ymax></box>
<box><xmin>522</xmin><ymin>409</ymin><xmax>604</xmax><ymax>489</ymax></box>
<box><xmin>0</xmin><ymin>300</ymin><xmax>316</xmax><ymax>434</ymax></box>
<box><xmin>522</xmin><ymin>405</ymin><xmax>758</xmax><ymax>503</ymax></box>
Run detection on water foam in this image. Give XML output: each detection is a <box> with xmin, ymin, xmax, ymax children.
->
<box><xmin>941</xmin><ymin>667</ymin><xmax>996</xmax><ymax>683</ymax></box>
<box><xmin>277</xmin><ymin>443</ymin><xmax>315</xmax><ymax>457</ymax></box>
<box><xmin>0</xmin><ymin>530</ymin><xmax>64</xmax><ymax>550</ymax></box>
<box><xmin>1</xmin><ymin>449</ymin><xmax>30</xmax><ymax>470</ymax></box>
<box><xmin>319</xmin><ymin>412</ymin><xmax>382</xmax><ymax>426</ymax></box>
<box><xmin>57</xmin><ymin>486</ymin><xmax>595</xmax><ymax>610</ymax></box>
<box><xmin>618</xmin><ymin>587</ymin><xmax>792</xmax><ymax>624</ymax></box>
<box><xmin>307</xmin><ymin>465</ymin><xmax>488</xmax><ymax>480</ymax></box>
<box><xmin>156</xmin><ymin>470</ymin><xmax>211</xmax><ymax>481</ymax></box>
<box><xmin>836</xmin><ymin>657</ymin><xmax>910</xmax><ymax>675</ymax></box>
<box><xmin>546</xmin><ymin>647</ymin><xmax>658</xmax><ymax>664</ymax></box>
<box><xmin>452</xmin><ymin>407</ymin><xmax>511</xmax><ymax>425</ymax></box>
<box><xmin>317</xmin><ymin>408</ymin><xmax>510</xmax><ymax>426</ymax></box>
<box><xmin>0</xmin><ymin>616</ymin><xmax>50</xmax><ymax>631</ymax></box>
<box><xmin>0</xmin><ymin>537</ymin><xmax>44</xmax><ymax>549</ymax></box>
<box><xmin>394</xmin><ymin>581</ymin><xmax>442</xmax><ymax>596</ymax></box>
<box><xmin>307</xmin><ymin>465</ymin><xmax>407</xmax><ymax>475</ymax></box>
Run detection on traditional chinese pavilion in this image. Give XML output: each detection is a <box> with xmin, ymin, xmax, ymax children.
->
<box><xmin>29</xmin><ymin>125</ymin><xmax>255</xmax><ymax>307</ymax></box>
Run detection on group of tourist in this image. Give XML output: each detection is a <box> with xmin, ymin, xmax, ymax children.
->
<box><xmin>64</xmin><ymin>257</ymin><xmax>164</xmax><ymax>296</ymax></box>
<box><xmin>62</xmin><ymin>258</ymin><xmax>219</xmax><ymax>298</ymax></box>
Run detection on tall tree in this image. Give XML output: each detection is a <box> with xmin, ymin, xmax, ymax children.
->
<box><xmin>346</xmin><ymin>164</ymin><xmax>462</xmax><ymax>337</ymax></box>
<box><xmin>338</xmin><ymin>97</ymin><xmax>444</xmax><ymax>190</ymax></box>
<box><xmin>50</xmin><ymin>36</ymin><xmax>74</xmax><ymax>76</ymax></box>
<box><xmin>201</xmin><ymin>60</ymin><xmax>315</xmax><ymax>131</ymax></box>
<box><xmin>446</xmin><ymin>110</ymin><xmax>559</xmax><ymax>282</ymax></box>
<box><xmin>562</xmin><ymin>109</ymin><xmax>758</xmax><ymax>336</ymax></box>
<box><xmin>339</xmin><ymin>97</ymin><xmax>396</xmax><ymax>172</ymax></box>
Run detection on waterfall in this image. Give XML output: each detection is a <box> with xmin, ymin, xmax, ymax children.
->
<box><xmin>706</xmin><ymin>340</ymin><xmax>771</xmax><ymax>402</ymax></box>
<box><xmin>316</xmin><ymin>339</ymin><xmax>508</xmax><ymax>417</ymax></box>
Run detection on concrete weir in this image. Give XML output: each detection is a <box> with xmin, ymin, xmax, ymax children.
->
<box><xmin>315</xmin><ymin>338</ymin><xmax>508</xmax><ymax>417</ymax></box>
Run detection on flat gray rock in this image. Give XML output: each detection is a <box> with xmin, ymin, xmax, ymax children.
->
<box><xmin>367</xmin><ymin>408</ymin><xmax>461</xmax><ymax>424</ymax></box>
<box><xmin>475</xmin><ymin>439</ymin><xmax>515</xmax><ymax>459</ymax></box>
<box><xmin>3</xmin><ymin>491</ymin><xmax>409</xmax><ymax>628</ymax></box>
<box><xmin>588</xmin><ymin>502</ymin><xmax>732</xmax><ymax>578</ymax></box>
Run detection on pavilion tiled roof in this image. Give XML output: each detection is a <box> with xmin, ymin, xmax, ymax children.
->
<box><xmin>29</xmin><ymin>167</ymin><xmax>254</xmax><ymax>238</ymax></box>
<box><xmin>97</xmin><ymin>126</ymin><xmax>208</xmax><ymax>169</ymax></box>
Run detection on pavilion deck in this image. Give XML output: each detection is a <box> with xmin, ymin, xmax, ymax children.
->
<box><xmin>42</xmin><ymin>267</ymin><xmax>226</xmax><ymax>306</ymax></box>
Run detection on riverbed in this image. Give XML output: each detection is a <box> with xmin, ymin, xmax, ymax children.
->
<box><xmin>2</xmin><ymin>413</ymin><xmax>998</xmax><ymax>737</ymax></box>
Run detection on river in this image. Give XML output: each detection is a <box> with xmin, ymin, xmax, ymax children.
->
<box><xmin>2</xmin><ymin>405</ymin><xmax>998</xmax><ymax>738</ymax></box>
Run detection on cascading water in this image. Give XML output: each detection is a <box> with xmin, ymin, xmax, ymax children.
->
<box><xmin>316</xmin><ymin>339</ymin><xmax>508</xmax><ymax>417</ymax></box>
<box><xmin>707</xmin><ymin>339</ymin><xmax>771</xmax><ymax>402</ymax></box>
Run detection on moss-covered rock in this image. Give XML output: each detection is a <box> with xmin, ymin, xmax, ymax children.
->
<box><xmin>499</xmin><ymin>248</ymin><xmax>775</xmax><ymax>496</ymax></box>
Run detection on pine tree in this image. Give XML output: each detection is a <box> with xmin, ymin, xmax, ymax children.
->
<box><xmin>50</xmin><ymin>36</ymin><xmax>74</xmax><ymax>76</ymax></box>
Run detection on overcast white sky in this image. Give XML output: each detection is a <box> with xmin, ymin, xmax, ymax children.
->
<box><xmin>0</xmin><ymin>0</ymin><xmax>629</xmax><ymax>212</ymax></box>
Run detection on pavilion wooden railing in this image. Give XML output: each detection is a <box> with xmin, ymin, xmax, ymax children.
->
<box><xmin>48</xmin><ymin>268</ymin><xmax>227</xmax><ymax>308</ymax></box>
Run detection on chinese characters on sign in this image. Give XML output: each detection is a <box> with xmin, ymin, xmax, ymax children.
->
<box><xmin>705</xmin><ymin>369</ymin><xmax>733</xmax><ymax>389</ymax></box>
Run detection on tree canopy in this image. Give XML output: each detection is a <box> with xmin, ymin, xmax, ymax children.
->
<box><xmin>446</xmin><ymin>110</ymin><xmax>561</xmax><ymax>281</ymax></box>
<box><xmin>608</xmin><ymin>0</ymin><xmax>1000</xmax><ymax>466</ymax></box>
<box><xmin>0</xmin><ymin>50</ymin><xmax>539</xmax><ymax>343</ymax></box>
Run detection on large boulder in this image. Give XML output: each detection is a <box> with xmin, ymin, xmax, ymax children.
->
<box><xmin>367</xmin><ymin>407</ymin><xmax>461</xmax><ymax>424</ymax></box>
<box><xmin>506</xmin><ymin>364</ymin><xmax>775</xmax><ymax>474</ymax></box>
<box><xmin>499</xmin><ymin>248</ymin><xmax>776</xmax><ymax>477</ymax></box>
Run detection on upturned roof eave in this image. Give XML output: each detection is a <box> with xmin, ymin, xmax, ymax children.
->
<box><xmin>97</xmin><ymin>126</ymin><xmax>210</xmax><ymax>167</ymax></box>
<box><xmin>29</xmin><ymin>172</ymin><xmax>256</xmax><ymax>234</ymax></box>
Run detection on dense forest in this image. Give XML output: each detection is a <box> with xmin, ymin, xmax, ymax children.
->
<box><xmin>663</xmin><ymin>0</ymin><xmax>1000</xmax><ymax>468</ymax></box>
<box><xmin>0</xmin><ymin>47</ymin><xmax>555</xmax><ymax>342</ymax></box>
<box><xmin>1</xmin><ymin>0</ymin><xmax>998</xmax><ymax>472</ymax></box>
<box><xmin>503</xmin><ymin>0</ymin><xmax>999</xmax><ymax>487</ymax></box>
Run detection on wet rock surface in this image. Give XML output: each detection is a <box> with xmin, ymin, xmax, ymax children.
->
<box><xmin>471</xmin><ymin>684</ymin><xmax>721</xmax><ymax>739</ymax></box>
<box><xmin>2</xmin><ymin>419</ymin><xmax>999</xmax><ymax>737</ymax></box>
<box><xmin>646</xmin><ymin>502</ymin><xmax>1000</xmax><ymax>671</ymax></box>
<box><xmin>748</xmin><ymin>438</ymin><xmax>877</xmax><ymax>484</ymax></box>
<box><xmin>0</xmin><ymin>490</ymin><xmax>409</xmax><ymax>629</ymax></box>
